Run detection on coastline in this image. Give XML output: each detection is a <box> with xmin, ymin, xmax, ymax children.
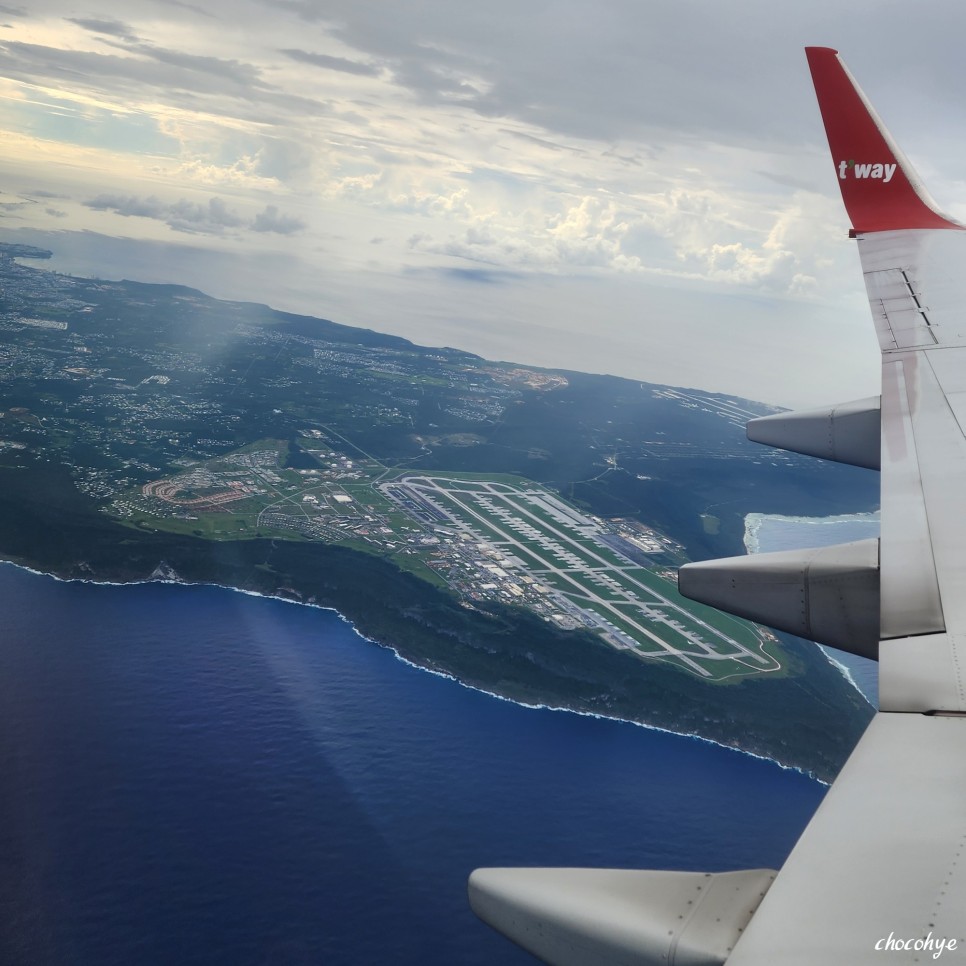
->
<box><xmin>744</xmin><ymin>511</ymin><xmax>880</xmax><ymax>707</ymax></box>
<box><xmin>0</xmin><ymin>555</ymin><xmax>827</xmax><ymax>783</ymax></box>
<box><xmin>819</xmin><ymin>648</ymin><xmax>864</xmax><ymax>695</ymax></box>
<box><xmin>743</xmin><ymin>511</ymin><xmax>881</xmax><ymax>556</ymax></box>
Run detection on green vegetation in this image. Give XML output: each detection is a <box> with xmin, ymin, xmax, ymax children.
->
<box><xmin>0</xmin><ymin>244</ymin><xmax>881</xmax><ymax>779</ymax></box>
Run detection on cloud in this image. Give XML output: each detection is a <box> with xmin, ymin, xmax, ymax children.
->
<box><xmin>0</xmin><ymin>0</ymin><xmax>924</xmax><ymax>411</ymax></box>
<box><xmin>86</xmin><ymin>194</ymin><xmax>170</xmax><ymax>219</ymax></box>
<box><xmin>252</xmin><ymin>203</ymin><xmax>305</xmax><ymax>233</ymax></box>
<box><xmin>156</xmin><ymin>0</ymin><xmax>217</xmax><ymax>16</ymax></box>
<box><xmin>250</xmin><ymin>138</ymin><xmax>315</xmax><ymax>182</ymax></box>
<box><xmin>167</xmin><ymin>196</ymin><xmax>246</xmax><ymax>232</ymax></box>
<box><xmin>0</xmin><ymin>40</ymin><xmax>262</xmax><ymax>98</ymax></box>
<box><xmin>67</xmin><ymin>17</ymin><xmax>139</xmax><ymax>42</ymax></box>
<box><xmin>130</xmin><ymin>42</ymin><xmax>263</xmax><ymax>87</ymax></box>
<box><xmin>406</xmin><ymin>193</ymin><xmax>644</xmax><ymax>274</ymax></box>
<box><xmin>84</xmin><ymin>194</ymin><xmax>245</xmax><ymax>234</ymax></box>
<box><xmin>83</xmin><ymin>193</ymin><xmax>305</xmax><ymax>235</ymax></box>
<box><xmin>252</xmin><ymin>0</ymin><xmax>966</xmax><ymax>163</ymax></box>
<box><xmin>280</xmin><ymin>48</ymin><xmax>380</xmax><ymax>77</ymax></box>
<box><xmin>431</xmin><ymin>266</ymin><xmax>522</xmax><ymax>285</ymax></box>
<box><xmin>0</xmin><ymin>37</ymin><xmax>329</xmax><ymax>127</ymax></box>
<box><xmin>259</xmin><ymin>0</ymin><xmax>327</xmax><ymax>22</ymax></box>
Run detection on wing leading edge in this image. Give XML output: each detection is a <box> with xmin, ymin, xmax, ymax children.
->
<box><xmin>470</xmin><ymin>49</ymin><xmax>966</xmax><ymax>964</ymax></box>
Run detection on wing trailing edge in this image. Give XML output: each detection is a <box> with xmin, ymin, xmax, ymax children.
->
<box><xmin>468</xmin><ymin>867</ymin><xmax>776</xmax><ymax>966</ymax></box>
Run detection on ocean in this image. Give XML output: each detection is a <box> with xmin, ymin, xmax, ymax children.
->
<box><xmin>0</xmin><ymin>562</ymin><xmax>827</xmax><ymax>965</ymax></box>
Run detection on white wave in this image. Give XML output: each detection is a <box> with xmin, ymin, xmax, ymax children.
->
<box><xmin>0</xmin><ymin>556</ymin><xmax>825</xmax><ymax>783</ymax></box>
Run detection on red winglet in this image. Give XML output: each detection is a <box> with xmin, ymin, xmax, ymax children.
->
<box><xmin>805</xmin><ymin>46</ymin><xmax>961</xmax><ymax>233</ymax></box>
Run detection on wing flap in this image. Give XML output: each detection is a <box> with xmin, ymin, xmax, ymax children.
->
<box><xmin>880</xmin><ymin>633</ymin><xmax>966</xmax><ymax>712</ymax></box>
<box><xmin>726</xmin><ymin>713</ymin><xmax>966</xmax><ymax>965</ymax></box>
<box><xmin>881</xmin><ymin>348</ymin><xmax>966</xmax><ymax>638</ymax></box>
<box><xmin>469</xmin><ymin>867</ymin><xmax>777</xmax><ymax>966</ymax></box>
<box><xmin>866</xmin><ymin>265</ymin><xmax>937</xmax><ymax>349</ymax></box>
<box><xmin>879</xmin><ymin>358</ymin><xmax>945</xmax><ymax>638</ymax></box>
<box><xmin>861</xmin><ymin>231</ymin><xmax>966</xmax><ymax>351</ymax></box>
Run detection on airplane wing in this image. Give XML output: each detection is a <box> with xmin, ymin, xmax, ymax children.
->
<box><xmin>468</xmin><ymin>48</ymin><xmax>966</xmax><ymax>964</ymax></box>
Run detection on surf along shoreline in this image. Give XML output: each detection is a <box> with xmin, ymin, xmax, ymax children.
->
<box><xmin>1</xmin><ymin>551</ymin><xmax>850</xmax><ymax>785</ymax></box>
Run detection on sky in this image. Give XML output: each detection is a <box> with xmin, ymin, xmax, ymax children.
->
<box><xmin>1</xmin><ymin>1</ymin><xmax>964</xmax><ymax>407</ymax></box>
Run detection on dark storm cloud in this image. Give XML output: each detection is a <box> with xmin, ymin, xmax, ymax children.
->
<box><xmin>280</xmin><ymin>48</ymin><xmax>380</xmax><ymax>77</ymax></box>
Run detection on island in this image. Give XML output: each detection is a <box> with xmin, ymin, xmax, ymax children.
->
<box><xmin>0</xmin><ymin>243</ymin><xmax>878</xmax><ymax>780</ymax></box>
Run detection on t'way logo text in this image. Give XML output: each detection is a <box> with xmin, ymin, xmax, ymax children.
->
<box><xmin>838</xmin><ymin>159</ymin><xmax>897</xmax><ymax>182</ymax></box>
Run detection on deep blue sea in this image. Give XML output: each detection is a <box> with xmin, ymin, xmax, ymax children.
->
<box><xmin>0</xmin><ymin>562</ymin><xmax>826</xmax><ymax>965</ymax></box>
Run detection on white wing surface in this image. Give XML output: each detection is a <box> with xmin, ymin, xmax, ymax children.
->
<box><xmin>470</xmin><ymin>48</ymin><xmax>966</xmax><ymax>964</ymax></box>
<box><xmin>719</xmin><ymin>47</ymin><xmax>966</xmax><ymax>964</ymax></box>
